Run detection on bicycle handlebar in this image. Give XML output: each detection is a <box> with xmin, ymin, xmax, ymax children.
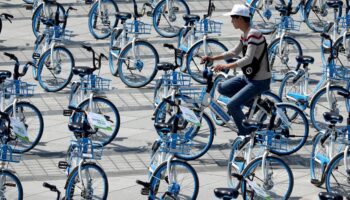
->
<box><xmin>43</xmin><ymin>182</ymin><xmax>61</xmax><ymax>200</ymax></box>
<box><xmin>3</xmin><ymin>53</ymin><xmax>32</xmax><ymax>79</ymax></box>
<box><xmin>81</xmin><ymin>45</ymin><xmax>106</xmax><ymax>70</ymax></box>
<box><xmin>1</xmin><ymin>13</ymin><xmax>13</xmax><ymax>23</ymax></box>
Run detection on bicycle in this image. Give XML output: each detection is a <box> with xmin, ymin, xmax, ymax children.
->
<box><xmin>247</xmin><ymin>0</ymin><xmax>341</xmax><ymax>34</ymax></box>
<box><xmin>142</xmin><ymin>0</ymin><xmax>190</xmax><ymax>38</ymax></box>
<box><xmin>108</xmin><ymin>0</ymin><xmax>159</xmax><ymax>88</ymax></box>
<box><xmin>35</xmin><ymin>4</ymin><xmax>76</xmax><ymax>92</ymax></box>
<box><xmin>279</xmin><ymin>32</ymin><xmax>350</xmax><ymax>131</ymax></box>
<box><xmin>28</xmin><ymin>0</ymin><xmax>66</xmax><ymax>38</ymax></box>
<box><xmin>322</xmin><ymin>90</ymin><xmax>350</xmax><ymax>198</ymax></box>
<box><xmin>2</xmin><ymin>52</ymin><xmax>44</xmax><ymax>153</ymax></box>
<box><xmin>44</xmin><ymin>107</ymin><xmax>108</xmax><ymax>200</ymax></box>
<box><xmin>310</xmin><ymin>110</ymin><xmax>347</xmax><ymax>187</ymax></box>
<box><xmin>137</xmin><ymin>98</ymin><xmax>199</xmax><ymax>200</ymax></box>
<box><xmin>68</xmin><ymin>45</ymin><xmax>120</xmax><ymax>146</ymax></box>
<box><xmin>86</xmin><ymin>0</ymin><xmax>119</xmax><ymax>40</ymax></box>
<box><xmin>0</xmin><ymin>13</ymin><xmax>13</xmax><ymax>36</ymax></box>
<box><xmin>222</xmin><ymin>104</ymin><xmax>295</xmax><ymax>199</ymax></box>
<box><xmin>153</xmin><ymin>44</ymin><xmax>216</xmax><ymax>161</ymax></box>
<box><xmin>0</xmin><ymin>111</ymin><xmax>24</xmax><ymax>200</ymax></box>
<box><xmin>267</xmin><ymin>0</ymin><xmax>304</xmax><ymax>80</ymax></box>
<box><xmin>178</xmin><ymin>0</ymin><xmax>230</xmax><ymax>84</ymax></box>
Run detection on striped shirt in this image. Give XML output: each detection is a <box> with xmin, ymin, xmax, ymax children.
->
<box><xmin>222</xmin><ymin>28</ymin><xmax>271</xmax><ymax>80</ymax></box>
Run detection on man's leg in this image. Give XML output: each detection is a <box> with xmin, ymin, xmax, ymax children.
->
<box><xmin>217</xmin><ymin>75</ymin><xmax>246</xmax><ymax>98</ymax></box>
<box><xmin>227</xmin><ymin>78</ymin><xmax>271</xmax><ymax>135</ymax></box>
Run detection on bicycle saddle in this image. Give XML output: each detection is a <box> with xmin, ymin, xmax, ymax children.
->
<box><xmin>326</xmin><ymin>0</ymin><xmax>343</xmax><ymax>8</ymax></box>
<box><xmin>115</xmin><ymin>12</ymin><xmax>132</xmax><ymax>21</ymax></box>
<box><xmin>72</xmin><ymin>66</ymin><xmax>94</xmax><ymax>76</ymax></box>
<box><xmin>214</xmin><ymin>188</ymin><xmax>239</xmax><ymax>199</ymax></box>
<box><xmin>182</xmin><ymin>14</ymin><xmax>200</xmax><ymax>23</ymax></box>
<box><xmin>0</xmin><ymin>70</ymin><xmax>12</xmax><ymax>80</ymax></box>
<box><xmin>295</xmin><ymin>55</ymin><xmax>314</xmax><ymax>65</ymax></box>
<box><xmin>275</xmin><ymin>4</ymin><xmax>290</xmax><ymax>15</ymax></box>
<box><xmin>154</xmin><ymin>122</ymin><xmax>172</xmax><ymax>134</ymax></box>
<box><xmin>242</xmin><ymin>119</ymin><xmax>264</xmax><ymax>132</ymax></box>
<box><xmin>319</xmin><ymin>192</ymin><xmax>343</xmax><ymax>200</ymax></box>
<box><xmin>156</xmin><ymin>62</ymin><xmax>177</xmax><ymax>71</ymax></box>
<box><xmin>323</xmin><ymin>112</ymin><xmax>343</xmax><ymax>124</ymax></box>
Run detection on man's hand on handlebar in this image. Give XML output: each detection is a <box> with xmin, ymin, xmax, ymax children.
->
<box><xmin>200</xmin><ymin>56</ymin><xmax>213</xmax><ymax>64</ymax></box>
<box><xmin>213</xmin><ymin>63</ymin><xmax>229</xmax><ymax>72</ymax></box>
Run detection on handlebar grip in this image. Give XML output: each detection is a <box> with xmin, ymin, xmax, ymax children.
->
<box><xmin>163</xmin><ymin>43</ymin><xmax>174</xmax><ymax>49</ymax></box>
<box><xmin>3</xmin><ymin>52</ymin><xmax>16</xmax><ymax>60</ymax></box>
<box><xmin>43</xmin><ymin>182</ymin><xmax>57</xmax><ymax>192</ymax></box>
<box><xmin>321</xmin><ymin>33</ymin><xmax>331</xmax><ymax>40</ymax></box>
<box><xmin>100</xmin><ymin>53</ymin><xmax>108</xmax><ymax>60</ymax></box>
<box><xmin>82</xmin><ymin>45</ymin><xmax>93</xmax><ymax>52</ymax></box>
<box><xmin>68</xmin><ymin>6</ymin><xmax>77</xmax><ymax>11</ymax></box>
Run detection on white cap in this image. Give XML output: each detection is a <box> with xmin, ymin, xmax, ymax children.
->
<box><xmin>223</xmin><ymin>4</ymin><xmax>250</xmax><ymax>18</ymax></box>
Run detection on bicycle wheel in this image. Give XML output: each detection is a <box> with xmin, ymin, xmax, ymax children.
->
<box><xmin>248</xmin><ymin>0</ymin><xmax>284</xmax><ymax>34</ymax></box>
<box><xmin>267</xmin><ymin>103</ymin><xmax>309</xmax><ymax>155</ymax></box>
<box><xmin>65</xmin><ymin>163</ymin><xmax>108</xmax><ymax>200</ymax></box>
<box><xmin>5</xmin><ymin>102</ymin><xmax>44</xmax><ymax>153</ymax></box>
<box><xmin>268</xmin><ymin>36</ymin><xmax>303</xmax><ymax>81</ymax></box>
<box><xmin>310</xmin><ymin>130</ymin><xmax>346</xmax><ymax>187</ymax></box>
<box><xmin>0</xmin><ymin>170</ymin><xmax>23</xmax><ymax>200</ymax></box>
<box><xmin>118</xmin><ymin>40</ymin><xmax>159</xmax><ymax>88</ymax></box>
<box><xmin>88</xmin><ymin>0</ymin><xmax>119</xmax><ymax>40</ymax></box>
<box><xmin>152</xmin><ymin>0</ymin><xmax>190</xmax><ymax>38</ymax></box>
<box><xmin>187</xmin><ymin>39</ymin><xmax>228</xmax><ymax>84</ymax></box>
<box><xmin>278</xmin><ymin>71</ymin><xmax>305</xmax><ymax>103</ymax></box>
<box><xmin>310</xmin><ymin>86</ymin><xmax>350</xmax><ymax>131</ymax></box>
<box><xmin>304</xmin><ymin>0</ymin><xmax>341</xmax><ymax>33</ymax></box>
<box><xmin>332</xmin><ymin>33</ymin><xmax>350</xmax><ymax>73</ymax></box>
<box><xmin>149</xmin><ymin>160</ymin><xmax>199</xmax><ymax>200</ymax></box>
<box><xmin>241</xmin><ymin>156</ymin><xmax>294</xmax><ymax>199</ymax></box>
<box><xmin>154</xmin><ymin>95</ymin><xmax>215</xmax><ymax>160</ymax></box>
<box><xmin>37</xmin><ymin>46</ymin><xmax>74</xmax><ymax>92</ymax></box>
<box><xmin>108</xmin><ymin>29</ymin><xmax>123</xmax><ymax>76</ymax></box>
<box><xmin>324</xmin><ymin>151</ymin><xmax>350</xmax><ymax>198</ymax></box>
<box><xmin>32</xmin><ymin>3</ymin><xmax>65</xmax><ymax>38</ymax></box>
<box><xmin>227</xmin><ymin>136</ymin><xmax>245</xmax><ymax>188</ymax></box>
<box><xmin>72</xmin><ymin>97</ymin><xmax>120</xmax><ymax>146</ymax></box>
<box><xmin>153</xmin><ymin>79</ymin><xmax>171</xmax><ymax>108</ymax></box>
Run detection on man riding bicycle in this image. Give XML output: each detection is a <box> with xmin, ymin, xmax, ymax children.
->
<box><xmin>202</xmin><ymin>4</ymin><xmax>271</xmax><ymax>136</ymax></box>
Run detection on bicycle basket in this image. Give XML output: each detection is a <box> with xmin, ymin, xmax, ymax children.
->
<box><xmin>162</xmin><ymin>72</ymin><xmax>191</xmax><ymax>87</ymax></box>
<box><xmin>195</xmin><ymin>19</ymin><xmax>222</xmax><ymax>34</ymax></box>
<box><xmin>338</xmin><ymin>16</ymin><xmax>350</xmax><ymax>29</ymax></box>
<box><xmin>81</xmin><ymin>75</ymin><xmax>111</xmax><ymax>92</ymax></box>
<box><xmin>162</xmin><ymin>139</ymin><xmax>193</xmax><ymax>155</ymax></box>
<box><xmin>333</xmin><ymin>65</ymin><xmax>350</xmax><ymax>80</ymax></box>
<box><xmin>126</xmin><ymin>21</ymin><xmax>152</xmax><ymax>34</ymax></box>
<box><xmin>275</xmin><ymin>17</ymin><xmax>301</xmax><ymax>31</ymax></box>
<box><xmin>178</xmin><ymin>87</ymin><xmax>206</xmax><ymax>104</ymax></box>
<box><xmin>255</xmin><ymin>130</ymin><xmax>292</xmax><ymax>153</ymax></box>
<box><xmin>0</xmin><ymin>144</ymin><xmax>21</xmax><ymax>163</ymax></box>
<box><xmin>4</xmin><ymin>80</ymin><xmax>36</xmax><ymax>97</ymax></box>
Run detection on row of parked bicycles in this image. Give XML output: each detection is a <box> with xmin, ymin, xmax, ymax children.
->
<box><xmin>0</xmin><ymin>0</ymin><xmax>349</xmax><ymax>199</ymax></box>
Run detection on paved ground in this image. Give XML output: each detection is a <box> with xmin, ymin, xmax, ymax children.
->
<box><xmin>0</xmin><ymin>0</ymin><xmax>347</xmax><ymax>199</ymax></box>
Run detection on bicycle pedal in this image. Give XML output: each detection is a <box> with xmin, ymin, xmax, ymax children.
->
<box><xmin>58</xmin><ymin>161</ymin><xmax>69</xmax><ymax>169</ymax></box>
<box><xmin>231</xmin><ymin>173</ymin><xmax>243</xmax><ymax>181</ymax></box>
<box><xmin>32</xmin><ymin>53</ymin><xmax>40</xmax><ymax>59</ymax></box>
<box><xmin>146</xmin><ymin>11</ymin><xmax>152</xmax><ymax>17</ymax></box>
<box><xmin>63</xmin><ymin>109</ymin><xmax>73</xmax><ymax>116</ymax></box>
<box><xmin>4</xmin><ymin>183</ymin><xmax>16</xmax><ymax>187</ymax></box>
<box><xmin>173</xmin><ymin>7</ymin><xmax>179</xmax><ymax>12</ymax></box>
<box><xmin>141</xmin><ymin>187</ymin><xmax>149</xmax><ymax>195</ymax></box>
<box><xmin>310</xmin><ymin>178</ymin><xmax>321</xmax><ymax>185</ymax></box>
<box><xmin>25</xmin><ymin>5</ymin><xmax>33</xmax><ymax>10</ymax></box>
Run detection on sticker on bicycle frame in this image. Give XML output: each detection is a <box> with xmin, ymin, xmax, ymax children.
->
<box><xmin>246</xmin><ymin>179</ymin><xmax>271</xmax><ymax>199</ymax></box>
<box><xmin>179</xmin><ymin>106</ymin><xmax>200</xmax><ymax>126</ymax></box>
<box><xmin>87</xmin><ymin>112</ymin><xmax>112</xmax><ymax>131</ymax></box>
<box><xmin>10</xmin><ymin>117</ymin><xmax>30</xmax><ymax>142</ymax></box>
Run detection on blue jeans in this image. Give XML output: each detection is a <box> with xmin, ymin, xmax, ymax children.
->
<box><xmin>218</xmin><ymin>75</ymin><xmax>271</xmax><ymax>136</ymax></box>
